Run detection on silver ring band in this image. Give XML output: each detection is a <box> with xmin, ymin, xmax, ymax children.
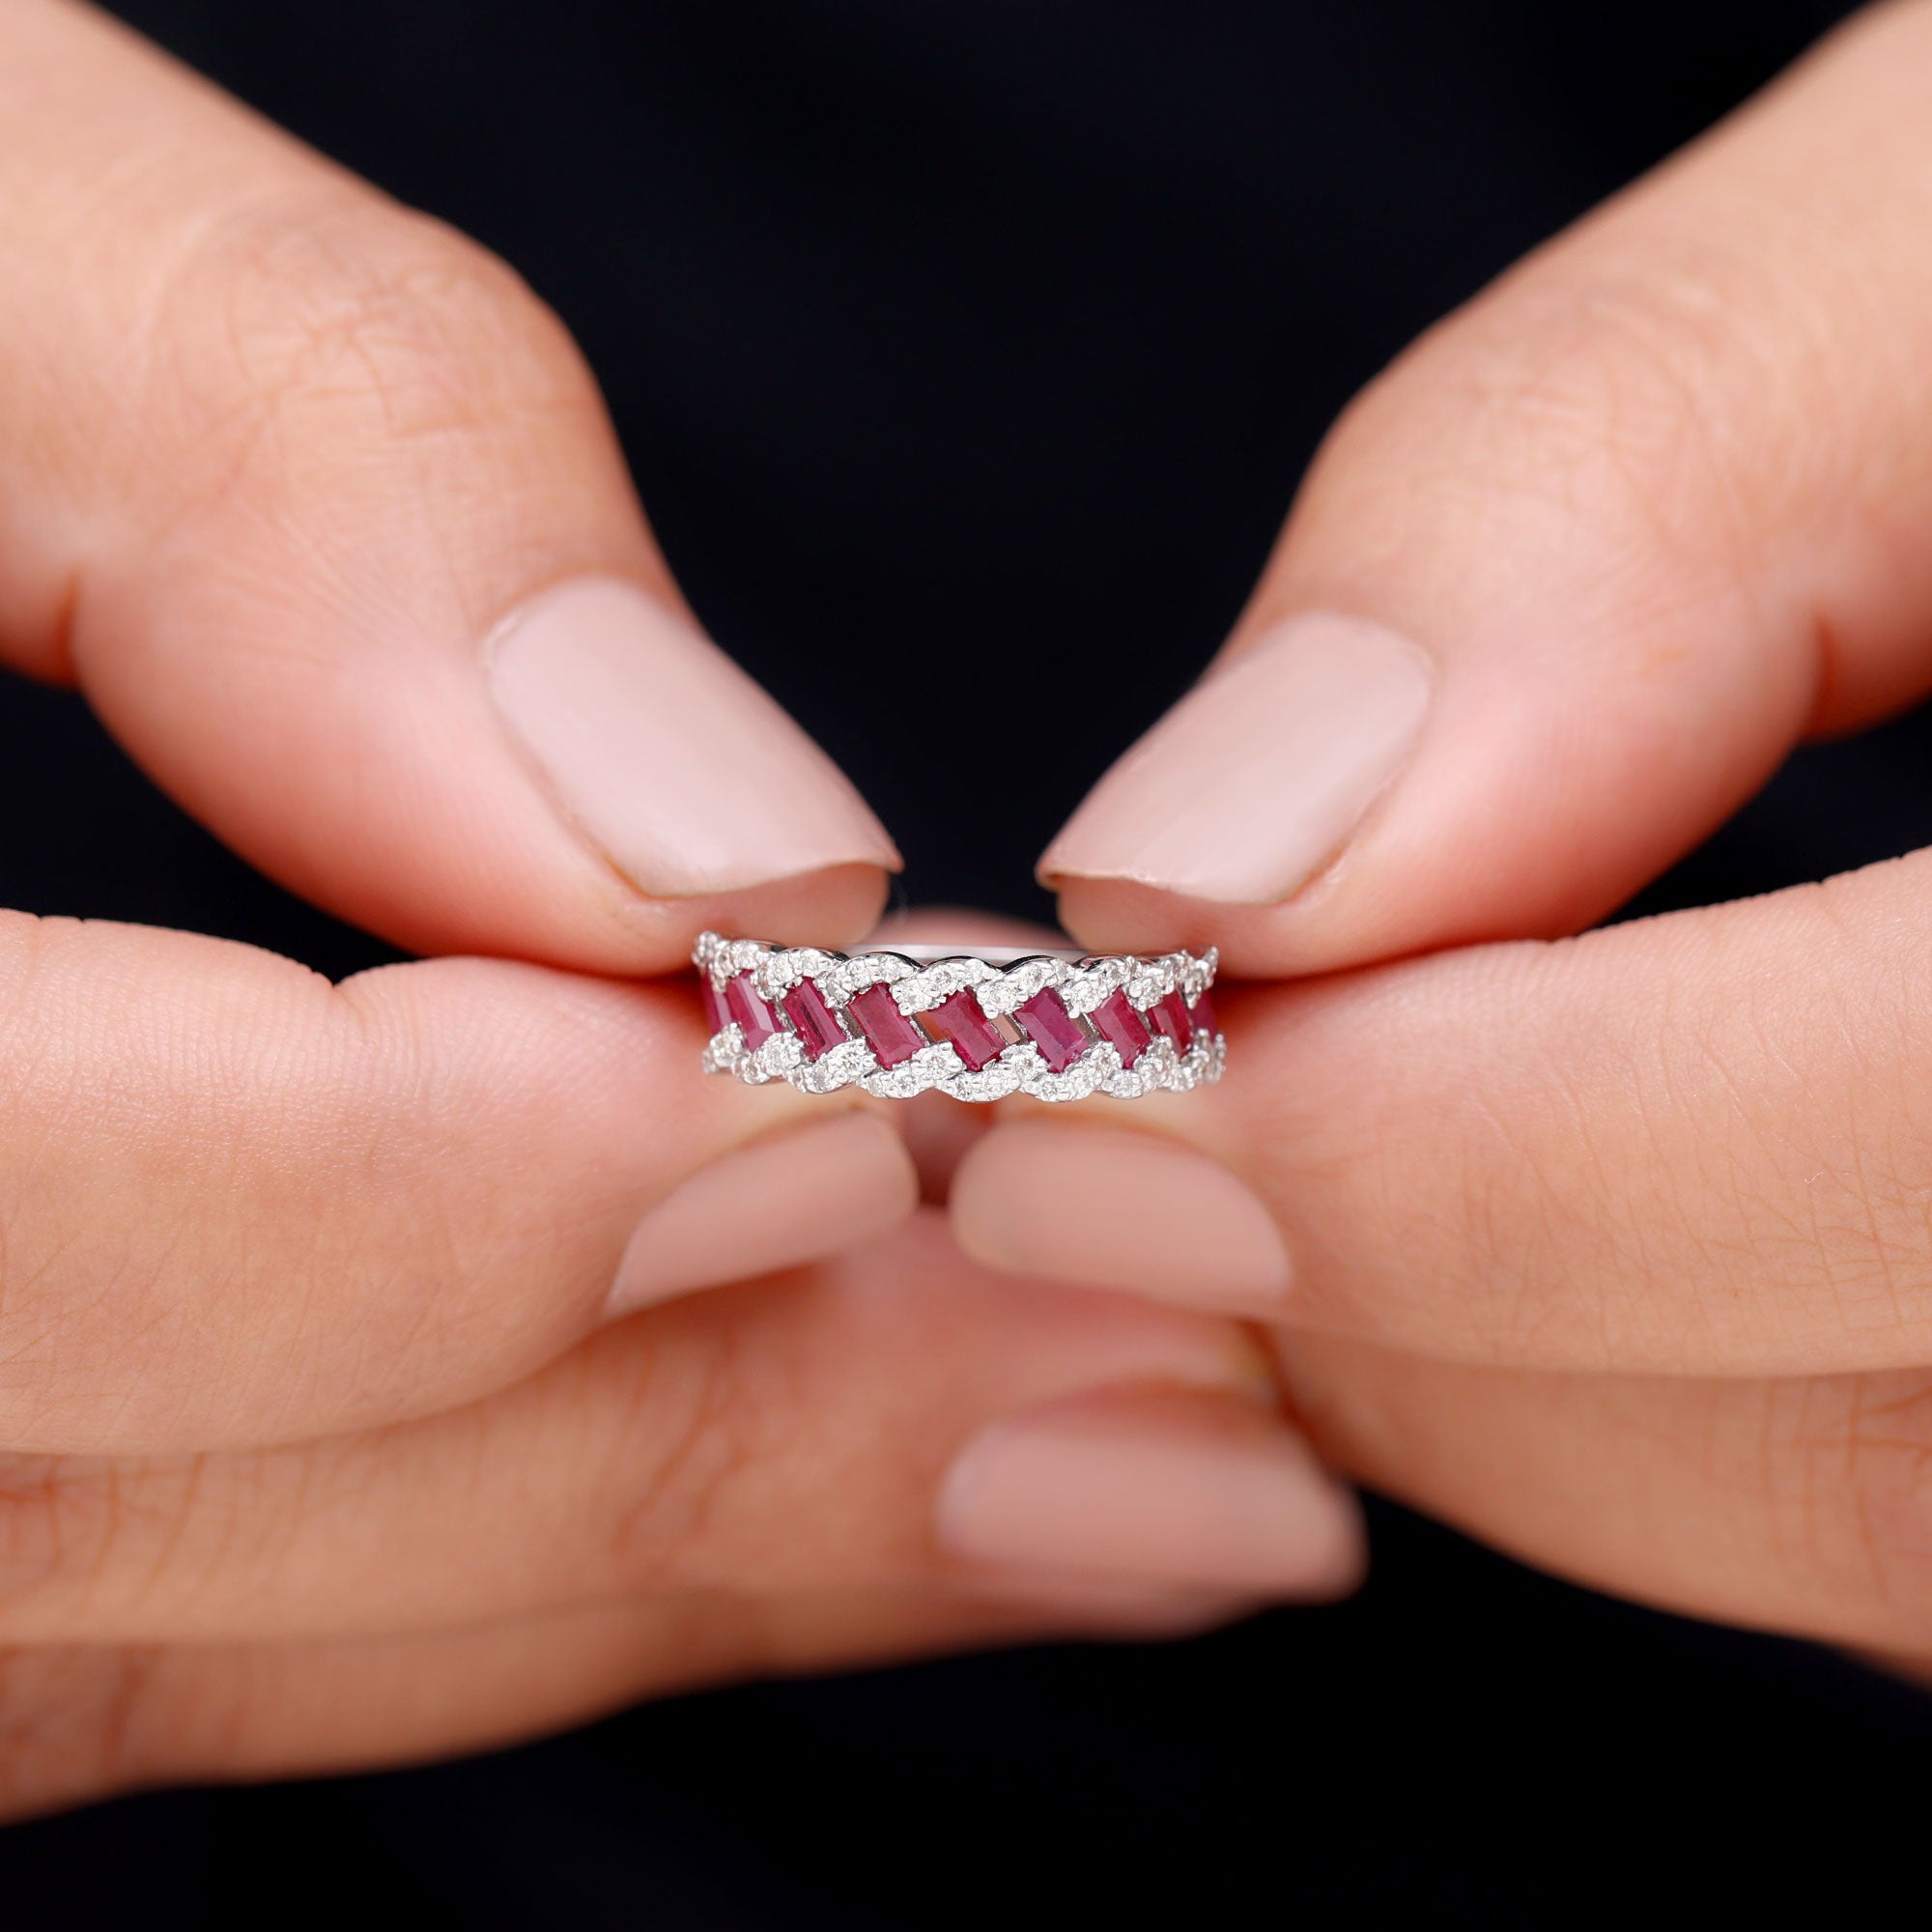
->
<box><xmin>696</xmin><ymin>931</ymin><xmax>1224</xmax><ymax>1103</ymax></box>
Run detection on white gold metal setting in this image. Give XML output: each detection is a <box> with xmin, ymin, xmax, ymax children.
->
<box><xmin>695</xmin><ymin>932</ymin><xmax>1225</xmax><ymax>1103</ymax></box>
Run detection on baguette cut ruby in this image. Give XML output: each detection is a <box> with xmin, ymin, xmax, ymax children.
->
<box><xmin>1187</xmin><ymin>987</ymin><xmax>1219</xmax><ymax>1041</ymax></box>
<box><xmin>849</xmin><ymin>982</ymin><xmax>927</xmax><ymax>1068</ymax></box>
<box><xmin>922</xmin><ymin>988</ymin><xmax>1007</xmax><ymax>1072</ymax></box>
<box><xmin>725</xmin><ymin>972</ymin><xmax>785</xmax><ymax>1050</ymax></box>
<box><xmin>781</xmin><ymin>978</ymin><xmax>847</xmax><ymax>1062</ymax></box>
<box><xmin>1148</xmin><ymin>989</ymin><xmax>1194</xmax><ymax>1052</ymax></box>
<box><xmin>699</xmin><ymin>973</ymin><xmax>729</xmax><ymax>1037</ymax></box>
<box><xmin>1091</xmin><ymin>988</ymin><xmax>1152</xmax><ymax>1069</ymax></box>
<box><xmin>1015</xmin><ymin>988</ymin><xmax>1089</xmax><ymax>1073</ymax></box>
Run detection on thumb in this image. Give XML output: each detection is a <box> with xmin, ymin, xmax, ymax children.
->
<box><xmin>1043</xmin><ymin>5</ymin><xmax>1932</xmax><ymax>975</ymax></box>
<box><xmin>0</xmin><ymin>0</ymin><xmax>895</xmax><ymax>973</ymax></box>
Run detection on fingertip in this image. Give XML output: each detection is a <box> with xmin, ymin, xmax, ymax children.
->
<box><xmin>484</xmin><ymin>577</ymin><xmax>900</xmax><ymax>898</ymax></box>
<box><xmin>1052</xmin><ymin>870</ymin><xmax>1326</xmax><ymax>983</ymax></box>
<box><xmin>952</xmin><ymin>1122</ymin><xmax>1293</xmax><ymax>1319</ymax></box>
<box><xmin>1052</xmin><ymin>851</ymin><xmax>1585</xmax><ymax>980</ymax></box>
<box><xmin>1038</xmin><ymin>614</ymin><xmax>1431</xmax><ymax>922</ymax></box>
<box><xmin>937</xmin><ymin>1384</ymin><xmax>1367</xmax><ymax>1601</ymax></box>
<box><xmin>346</xmin><ymin>860</ymin><xmax>895</xmax><ymax>981</ymax></box>
<box><xmin>1050</xmin><ymin>875</ymin><xmax>1254</xmax><ymax>963</ymax></box>
<box><xmin>606</xmin><ymin>1108</ymin><xmax>919</xmax><ymax>1315</ymax></box>
<box><xmin>670</xmin><ymin>862</ymin><xmax>897</xmax><ymax>961</ymax></box>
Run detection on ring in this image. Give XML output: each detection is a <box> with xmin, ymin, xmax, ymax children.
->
<box><xmin>695</xmin><ymin>931</ymin><xmax>1225</xmax><ymax>1103</ymax></box>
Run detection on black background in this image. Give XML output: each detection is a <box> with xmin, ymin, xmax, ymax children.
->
<box><xmin>5</xmin><ymin>3</ymin><xmax>1932</xmax><ymax>1925</ymax></box>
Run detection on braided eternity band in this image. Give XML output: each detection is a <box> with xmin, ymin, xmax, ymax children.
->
<box><xmin>696</xmin><ymin>931</ymin><xmax>1224</xmax><ymax>1103</ymax></box>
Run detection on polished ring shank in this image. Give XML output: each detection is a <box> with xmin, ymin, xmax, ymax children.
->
<box><xmin>695</xmin><ymin>932</ymin><xmax>1224</xmax><ymax>1103</ymax></box>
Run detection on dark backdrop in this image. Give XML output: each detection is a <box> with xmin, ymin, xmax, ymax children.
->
<box><xmin>3</xmin><ymin>3</ymin><xmax>1929</xmax><ymax>1925</ymax></box>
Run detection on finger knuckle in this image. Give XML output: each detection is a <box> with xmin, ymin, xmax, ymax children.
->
<box><xmin>1334</xmin><ymin>236</ymin><xmax>1826</xmax><ymax>605</ymax></box>
<box><xmin>595</xmin><ymin>1321</ymin><xmax>817</xmax><ymax>1598</ymax></box>
<box><xmin>147</xmin><ymin>190</ymin><xmax>598</xmax><ymax>503</ymax></box>
<box><xmin>1695</xmin><ymin>894</ymin><xmax>1932</xmax><ymax>1357</ymax></box>
<box><xmin>0</xmin><ymin>1645</ymin><xmax>169</xmax><ymax>1817</ymax></box>
<box><xmin>1470</xmin><ymin>260</ymin><xmax>1736</xmax><ymax>485</ymax></box>
<box><xmin>0</xmin><ymin>1455</ymin><xmax>225</xmax><ymax>1637</ymax></box>
<box><xmin>1758</xmin><ymin>1372</ymin><xmax>1932</xmax><ymax>1643</ymax></box>
<box><xmin>0</xmin><ymin>1460</ymin><xmax>88</xmax><ymax>1612</ymax></box>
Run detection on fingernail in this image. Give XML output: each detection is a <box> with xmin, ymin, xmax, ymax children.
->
<box><xmin>952</xmin><ymin>1124</ymin><xmax>1292</xmax><ymax>1316</ymax></box>
<box><xmin>1039</xmin><ymin>612</ymin><xmax>1431</xmax><ymax>903</ymax></box>
<box><xmin>607</xmin><ymin>1112</ymin><xmax>918</xmax><ymax>1315</ymax></box>
<box><xmin>938</xmin><ymin>1387</ymin><xmax>1364</xmax><ymax>1597</ymax></box>
<box><xmin>487</xmin><ymin>577</ymin><xmax>900</xmax><ymax>896</ymax></box>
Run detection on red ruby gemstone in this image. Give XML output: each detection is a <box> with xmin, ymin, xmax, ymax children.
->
<box><xmin>1090</xmin><ymin>988</ymin><xmax>1152</xmax><ymax>1069</ymax></box>
<box><xmin>725</xmin><ymin>971</ymin><xmax>785</xmax><ymax>1050</ymax></box>
<box><xmin>781</xmin><ymin>978</ymin><xmax>847</xmax><ymax>1062</ymax></box>
<box><xmin>848</xmin><ymin>982</ymin><xmax>927</xmax><ymax>1068</ymax></box>
<box><xmin>1015</xmin><ymin>987</ymin><xmax>1089</xmax><ymax>1073</ymax></box>
<box><xmin>1187</xmin><ymin>987</ymin><xmax>1219</xmax><ymax>1041</ymax></box>
<box><xmin>699</xmin><ymin>973</ymin><xmax>729</xmax><ymax>1037</ymax></box>
<box><xmin>922</xmin><ymin>988</ymin><xmax>1007</xmax><ymax>1072</ymax></box>
<box><xmin>1148</xmin><ymin>988</ymin><xmax>1194</xmax><ymax>1052</ymax></box>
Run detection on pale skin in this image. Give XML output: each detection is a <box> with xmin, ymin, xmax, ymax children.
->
<box><xmin>965</xmin><ymin>2</ymin><xmax>1932</xmax><ymax>1675</ymax></box>
<box><xmin>0</xmin><ymin>0</ymin><xmax>1342</xmax><ymax>1819</ymax></box>
<box><xmin>7</xmin><ymin>0</ymin><xmax>1932</xmax><ymax>1820</ymax></box>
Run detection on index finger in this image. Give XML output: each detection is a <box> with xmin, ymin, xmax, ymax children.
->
<box><xmin>0</xmin><ymin>0</ymin><xmax>895</xmax><ymax>970</ymax></box>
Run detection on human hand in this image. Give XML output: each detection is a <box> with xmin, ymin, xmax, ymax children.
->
<box><xmin>0</xmin><ymin>2</ymin><xmax>1363</xmax><ymax>1818</ymax></box>
<box><xmin>950</xmin><ymin>3</ymin><xmax>1932</xmax><ymax>1662</ymax></box>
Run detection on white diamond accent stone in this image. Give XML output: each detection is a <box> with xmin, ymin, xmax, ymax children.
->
<box><xmin>860</xmin><ymin>1041</ymin><xmax>962</xmax><ymax>1100</ymax></box>
<box><xmin>823</xmin><ymin>952</ymin><xmax>914</xmax><ymax>1004</ymax></box>
<box><xmin>752</xmin><ymin>946</ymin><xmax>841</xmax><ymax>1000</ymax></box>
<box><xmin>975</xmin><ymin>956</ymin><xmax>1068</xmax><ymax>1017</ymax></box>
<box><xmin>1126</xmin><ymin>959</ymin><xmax>1179</xmax><ymax>1008</ymax></box>
<box><xmin>1062</xmin><ymin>955</ymin><xmax>1131</xmax><ymax>1016</ymax></box>
<box><xmin>889</xmin><ymin>956</ymin><xmax>1001</xmax><ymax>1014</ymax></box>
<box><xmin>791</xmin><ymin>1037</ymin><xmax>876</xmax><ymax>1094</ymax></box>
<box><xmin>1019</xmin><ymin>1039</ymin><xmax>1122</xmax><ymax>1103</ymax></box>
